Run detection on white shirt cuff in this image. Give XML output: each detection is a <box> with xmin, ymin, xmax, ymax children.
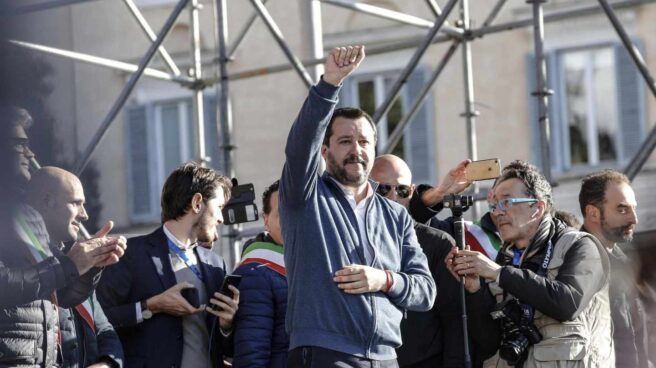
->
<box><xmin>135</xmin><ymin>302</ymin><xmax>143</xmax><ymax>323</ymax></box>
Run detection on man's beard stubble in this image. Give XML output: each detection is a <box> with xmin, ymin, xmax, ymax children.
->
<box><xmin>600</xmin><ymin>212</ymin><xmax>634</xmax><ymax>244</ymax></box>
<box><xmin>325</xmin><ymin>151</ymin><xmax>369</xmax><ymax>186</ymax></box>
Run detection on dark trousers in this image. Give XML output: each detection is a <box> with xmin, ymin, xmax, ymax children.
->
<box><xmin>288</xmin><ymin>346</ymin><xmax>399</xmax><ymax>368</ymax></box>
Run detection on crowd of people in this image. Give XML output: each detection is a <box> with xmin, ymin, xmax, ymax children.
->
<box><xmin>0</xmin><ymin>44</ymin><xmax>653</xmax><ymax>368</ymax></box>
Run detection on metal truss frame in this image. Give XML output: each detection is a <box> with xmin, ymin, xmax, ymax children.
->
<box><xmin>9</xmin><ymin>0</ymin><xmax>656</xmax><ymax>253</ymax></box>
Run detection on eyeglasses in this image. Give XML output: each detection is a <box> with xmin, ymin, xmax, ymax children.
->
<box><xmin>376</xmin><ymin>183</ymin><xmax>412</xmax><ymax>199</ymax></box>
<box><xmin>12</xmin><ymin>138</ymin><xmax>30</xmax><ymax>153</ymax></box>
<box><xmin>488</xmin><ymin>198</ymin><xmax>537</xmax><ymax>213</ymax></box>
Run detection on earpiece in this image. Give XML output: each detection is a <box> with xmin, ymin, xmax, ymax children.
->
<box><xmin>532</xmin><ymin>208</ymin><xmax>539</xmax><ymax>218</ymax></box>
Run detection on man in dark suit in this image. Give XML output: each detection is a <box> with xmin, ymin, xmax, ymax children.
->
<box><xmin>370</xmin><ymin>154</ymin><xmax>462</xmax><ymax>368</ymax></box>
<box><xmin>97</xmin><ymin>162</ymin><xmax>240</xmax><ymax>368</ymax></box>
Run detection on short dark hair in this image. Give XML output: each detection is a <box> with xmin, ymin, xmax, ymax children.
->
<box><xmin>323</xmin><ymin>107</ymin><xmax>377</xmax><ymax>146</ymax></box>
<box><xmin>160</xmin><ymin>162</ymin><xmax>232</xmax><ymax>223</ymax></box>
<box><xmin>496</xmin><ymin>160</ymin><xmax>553</xmax><ymax>211</ymax></box>
<box><xmin>262</xmin><ymin>180</ymin><xmax>280</xmax><ymax>215</ymax></box>
<box><xmin>578</xmin><ymin>170</ymin><xmax>629</xmax><ymax>216</ymax></box>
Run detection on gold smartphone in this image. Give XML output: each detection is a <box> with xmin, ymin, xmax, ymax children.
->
<box><xmin>465</xmin><ymin>158</ymin><xmax>501</xmax><ymax>181</ymax></box>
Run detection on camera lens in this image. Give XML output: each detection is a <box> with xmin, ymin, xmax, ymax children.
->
<box><xmin>499</xmin><ymin>331</ymin><xmax>530</xmax><ymax>365</ymax></box>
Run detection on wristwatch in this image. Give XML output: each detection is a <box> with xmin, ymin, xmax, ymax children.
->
<box><xmin>140</xmin><ymin>300</ymin><xmax>153</xmax><ymax>320</ymax></box>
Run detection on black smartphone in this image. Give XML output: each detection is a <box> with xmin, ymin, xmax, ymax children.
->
<box><xmin>211</xmin><ymin>275</ymin><xmax>242</xmax><ymax>310</ymax></box>
<box><xmin>180</xmin><ymin>287</ymin><xmax>200</xmax><ymax>309</ymax></box>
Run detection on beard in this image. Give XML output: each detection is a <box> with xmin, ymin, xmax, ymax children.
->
<box><xmin>194</xmin><ymin>211</ymin><xmax>218</xmax><ymax>243</ymax></box>
<box><xmin>325</xmin><ymin>151</ymin><xmax>369</xmax><ymax>186</ymax></box>
<box><xmin>601</xmin><ymin>212</ymin><xmax>634</xmax><ymax>243</ymax></box>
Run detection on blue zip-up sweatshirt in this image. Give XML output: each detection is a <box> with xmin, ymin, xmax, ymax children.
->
<box><xmin>279</xmin><ymin>78</ymin><xmax>436</xmax><ymax>360</ymax></box>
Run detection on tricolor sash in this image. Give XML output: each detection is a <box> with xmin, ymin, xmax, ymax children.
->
<box><xmin>74</xmin><ymin>298</ymin><xmax>95</xmax><ymax>332</ymax></box>
<box><xmin>239</xmin><ymin>241</ymin><xmax>286</xmax><ymax>276</ymax></box>
<box><xmin>13</xmin><ymin>206</ymin><xmax>63</xmax><ymax>345</ymax></box>
<box><xmin>464</xmin><ymin>220</ymin><xmax>501</xmax><ymax>260</ymax></box>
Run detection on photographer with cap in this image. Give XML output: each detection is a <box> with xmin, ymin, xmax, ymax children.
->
<box><xmin>446</xmin><ymin>161</ymin><xmax>614</xmax><ymax>368</ymax></box>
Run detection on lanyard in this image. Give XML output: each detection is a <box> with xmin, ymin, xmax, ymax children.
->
<box><xmin>167</xmin><ymin>238</ymin><xmax>204</xmax><ymax>282</ymax></box>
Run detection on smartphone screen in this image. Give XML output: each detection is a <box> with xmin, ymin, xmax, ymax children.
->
<box><xmin>211</xmin><ymin>275</ymin><xmax>242</xmax><ymax>311</ymax></box>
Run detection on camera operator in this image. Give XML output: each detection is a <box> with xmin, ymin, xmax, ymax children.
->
<box><xmin>446</xmin><ymin>161</ymin><xmax>614</xmax><ymax>367</ymax></box>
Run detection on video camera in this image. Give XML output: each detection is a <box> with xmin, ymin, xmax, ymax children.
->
<box><xmin>222</xmin><ymin>179</ymin><xmax>259</xmax><ymax>225</ymax></box>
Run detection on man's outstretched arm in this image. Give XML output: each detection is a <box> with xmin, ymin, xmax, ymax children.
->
<box><xmin>280</xmin><ymin>46</ymin><xmax>365</xmax><ymax>207</ymax></box>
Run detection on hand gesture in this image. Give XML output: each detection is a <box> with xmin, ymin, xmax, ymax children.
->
<box><xmin>444</xmin><ymin>245</ymin><xmax>482</xmax><ymax>293</ymax></box>
<box><xmin>334</xmin><ymin>264</ymin><xmax>388</xmax><ymax>294</ymax></box>
<box><xmin>422</xmin><ymin>159</ymin><xmax>473</xmax><ymax>206</ymax></box>
<box><xmin>206</xmin><ymin>285</ymin><xmax>240</xmax><ymax>331</ymax></box>
<box><xmin>66</xmin><ymin>221</ymin><xmax>127</xmax><ymax>275</ymax></box>
<box><xmin>147</xmin><ymin>282</ymin><xmax>203</xmax><ymax>317</ymax></box>
<box><xmin>323</xmin><ymin>45</ymin><xmax>365</xmax><ymax>87</ymax></box>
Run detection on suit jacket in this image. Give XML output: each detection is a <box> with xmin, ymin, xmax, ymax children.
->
<box><xmin>60</xmin><ymin>292</ymin><xmax>124</xmax><ymax>368</ymax></box>
<box><xmin>96</xmin><ymin>227</ymin><xmax>231</xmax><ymax>368</ymax></box>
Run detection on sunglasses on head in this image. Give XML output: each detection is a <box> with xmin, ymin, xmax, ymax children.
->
<box><xmin>376</xmin><ymin>183</ymin><xmax>412</xmax><ymax>199</ymax></box>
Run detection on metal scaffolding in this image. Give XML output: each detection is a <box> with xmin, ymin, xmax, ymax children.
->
<box><xmin>9</xmin><ymin>0</ymin><xmax>656</xmax><ymax>265</ymax></box>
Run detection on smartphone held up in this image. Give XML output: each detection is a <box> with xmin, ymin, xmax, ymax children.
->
<box><xmin>465</xmin><ymin>159</ymin><xmax>501</xmax><ymax>181</ymax></box>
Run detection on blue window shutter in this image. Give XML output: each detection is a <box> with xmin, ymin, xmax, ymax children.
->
<box><xmin>126</xmin><ymin>105</ymin><xmax>153</xmax><ymax>220</ymax></box>
<box><xmin>615</xmin><ymin>41</ymin><xmax>646</xmax><ymax>163</ymax></box>
<box><xmin>402</xmin><ymin>67</ymin><xmax>435</xmax><ymax>185</ymax></box>
<box><xmin>338</xmin><ymin>79</ymin><xmax>356</xmax><ymax>107</ymax></box>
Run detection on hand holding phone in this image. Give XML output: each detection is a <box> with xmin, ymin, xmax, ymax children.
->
<box><xmin>180</xmin><ymin>287</ymin><xmax>200</xmax><ymax>309</ymax></box>
<box><xmin>465</xmin><ymin>159</ymin><xmax>501</xmax><ymax>181</ymax></box>
<box><xmin>210</xmin><ymin>274</ymin><xmax>242</xmax><ymax>310</ymax></box>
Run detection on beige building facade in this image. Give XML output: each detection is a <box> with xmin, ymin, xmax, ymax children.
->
<box><xmin>10</xmin><ymin>0</ymin><xmax>656</xmax><ymax>258</ymax></box>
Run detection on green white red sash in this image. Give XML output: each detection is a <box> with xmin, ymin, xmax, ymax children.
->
<box><xmin>464</xmin><ymin>220</ymin><xmax>501</xmax><ymax>260</ymax></box>
<box><xmin>14</xmin><ymin>207</ymin><xmax>95</xmax><ymax>333</ymax></box>
<box><xmin>239</xmin><ymin>241</ymin><xmax>286</xmax><ymax>276</ymax></box>
<box><xmin>13</xmin><ymin>207</ymin><xmax>65</xmax><ymax>344</ymax></box>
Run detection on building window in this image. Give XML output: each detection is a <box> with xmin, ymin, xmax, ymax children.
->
<box><xmin>340</xmin><ymin>67</ymin><xmax>435</xmax><ymax>185</ymax></box>
<box><xmin>529</xmin><ymin>42</ymin><xmax>645</xmax><ymax>173</ymax></box>
<box><xmin>126</xmin><ymin>96</ymin><xmax>219</xmax><ymax>222</ymax></box>
<box><xmin>561</xmin><ymin>47</ymin><xmax>619</xmax><ymax>166</ymax></box>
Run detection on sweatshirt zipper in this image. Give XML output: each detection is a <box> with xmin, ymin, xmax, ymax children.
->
<box><xmin>363</xmin><ymin>198</ymin><xmax>378</xmax><ymax>359</ymax></box>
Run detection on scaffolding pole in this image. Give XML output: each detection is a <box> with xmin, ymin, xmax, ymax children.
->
<box><xmin>625</xmin><ymin>124</ymin><xmax>656</xmax><ymax>180</ymax></box>
<box><xmin>9</xmin><ymin>40</ymin><xmax>194</xmax><ymax>85</ymax></box>
<box><xmin>472</xmin><ymin>0</ymin><xmax>655</xmax><ymax>38</ymax></box>
<box><xmin>321</xmin><ymin>0</ymin><xmax>463</xmax><ymax>38</ymax></box>
<box><xmin>383</xmin><ymin>40</ymin><xmax>460</xmax><ymax>154</ymax></box>
<box><xmin>190</xmin><ymin>0</ymin><xmax>208</xmax><ymax>166</ymax></box>
<box><xmin>4</xmin><ymin>0</ymin><xmax>98</xmax><ymax>15</ymax></box>
<box><xmin>250</xmin><ymin>0</ymin><xmax>313</xmax><ymax>88</ymax></box>
<box><xmin>214</xmin><ymin>0</ymin><xmax>240</xmax><ymax>267</ymax></box>
<box><xmin>528</xmin><ymin>0</ymin><xmax>553</xmax><ymax>182</ymax></box>
<box><xmin>372</xmin><ymin>0</ymin><xmax>459</xmax><ymax>126</ymax></box>
<box><xmin>460</xmin><ymin>0</ymin><xmax>480</xmax><ymax>220</ymax></box>
<box><xmin>425</xmin><ymin>0</ymin><xmax>442</xmax><ymax>17</ymax></box>
<box><xmin>220</xmin><ymin>0</ymin><xmax>651</xmax><ymax>83</ymax></box>
<box><xmin>123</xmin><ymin>0</ymin><xmax>181</xmax><ymax>76</ymax></box>
<box><xmin>303</xmin><ymin>0</ymin><xmax>324</xmax><ymax>82</ymax></box>
<box><xmin>73</xmin><ymin>0</ymin><xmax>189</xmax><ymax>175</ymax></box>
<box><xmin>598</xmin><ymin>0</ymin><xmax>656</xmax><ymax>97</ymax></box>
<box><xmin>227</xmin><ymin>0</ymin><xmax>269</xmax><ymax>60</ymax></box>
<box><xmin>482</xmin><ymin>0</ymin><xmax>508</xmax><ymax>27</ymax></box>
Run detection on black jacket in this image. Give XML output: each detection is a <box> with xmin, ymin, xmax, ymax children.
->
<box><xmin>466</xmin><ymin>217</ymin><xmax>607</xmax><ymax>362</ymax></box>
<box><xmin>397</xmin><ymin>223</ymin><xmax>463</xmax><ymax>368</ymax></box>
<box><xmin>59</xmin><ymin>291</ymin><xmax>124</xmax><ymax>368</ymax></box>
<box><xmin>0</xmin><ymin>205</ymin><xmax>101</xmax><ymax>367</ymax></box>
<box><xmin>606</xmin><ymin>244</ymin><xmax>653</xmax><ymax>368</ymax></box>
